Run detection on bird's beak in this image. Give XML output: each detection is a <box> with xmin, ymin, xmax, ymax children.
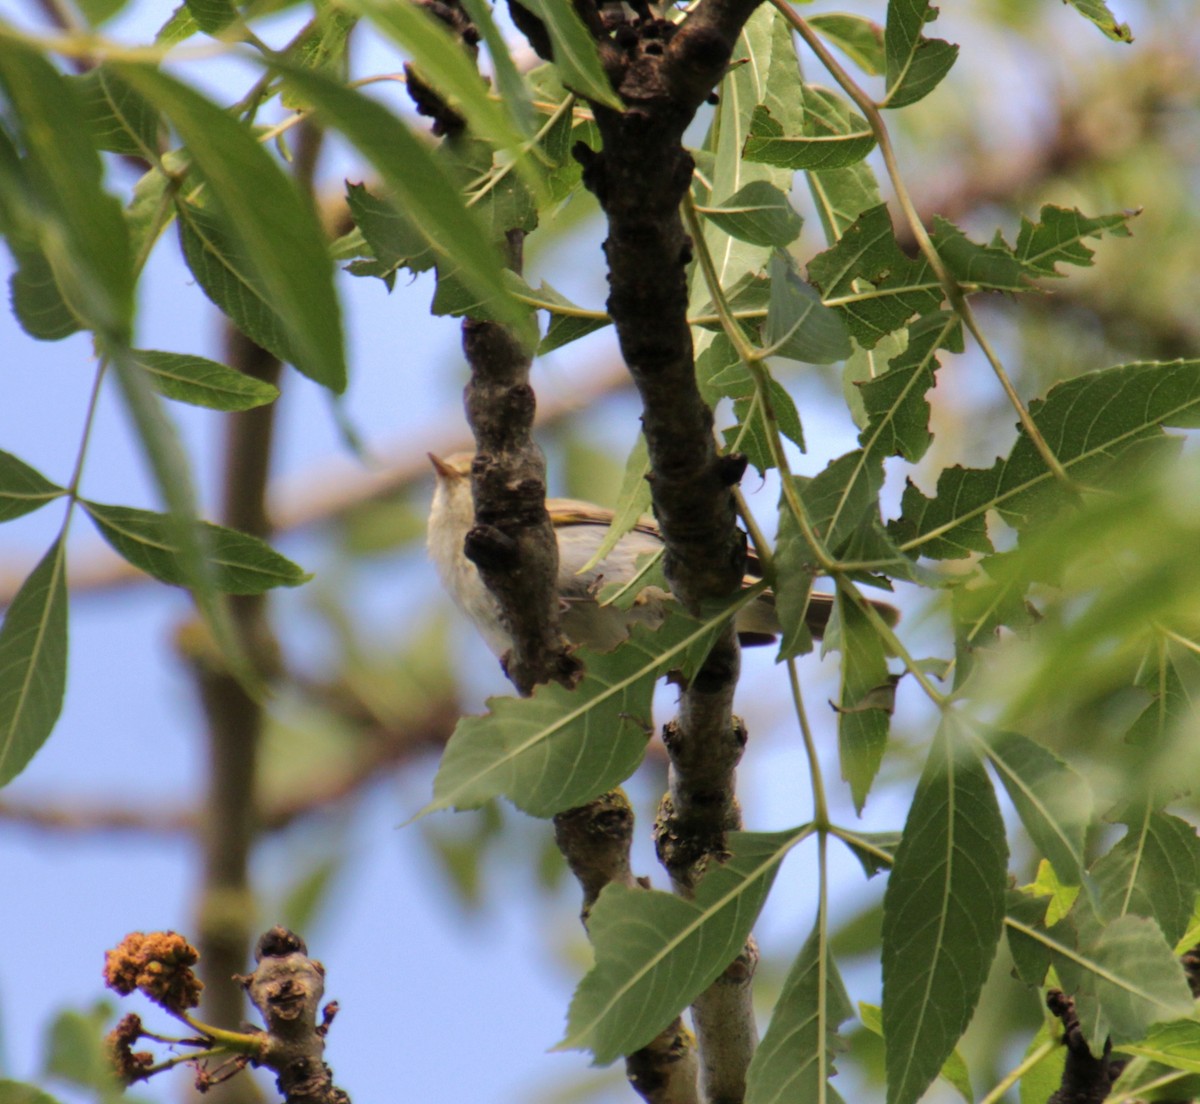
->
<box><xmin>428</xmin><ymin>452</ymin><xmax>461</xmax><ymax>480</ymax></box>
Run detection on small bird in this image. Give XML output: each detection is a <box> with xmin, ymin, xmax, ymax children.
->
<box><xmin>427</xmin><ymin>452</ymin><xmax>894</xmax><ymax>657</ymax></box>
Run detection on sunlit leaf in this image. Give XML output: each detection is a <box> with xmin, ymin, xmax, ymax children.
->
<box><xmin>114</xmin><ymin>64</ymin><xmax>346</xmax><ymax>391</ymax></box>
<box><xmin>747</xmin><ymin>922</ymin><xmax>853</xmax><ymax>1104</ymax></box>
<box><xmin>883</xmin><ymin>0</ymin><xmax>959</xmax><ymax>108</ymax></box>
<box><xmin>560</xmin><ymin>827</ymin><xmax>806</xmax><ymax>1062</ymax></box>
<box><xmin>185</xmin><ymin>0</ymin><xmax>236</xmax><ymax>34</ymax></box>
<box><xmin>0</xmin><ymin>452</ymin><xmax>65</xmax><ymax>522</ymax></box>
<box><xmin>82</xmin><ymin>501</ymin><xmax>310</xmax><ymax>595</ymax></box>
<box><xmin>1061</xmin><ymin>0</ymin><xmax>1133</xmax><ymax>42</ymax></box>
<box><xmin>882</xmin><ymin>719</ymin><xmax>1007</xmax><ymax>1104</ymax></box>
<box><xmin>0</xmin><ymin>540</ymin><xmax>68</xmax><ymax>789</ymax></box>
<box><xmin>1016</xmin><ymin>205</ymin><xmax>1135</xmax><ymax>277</ymax></box>
<box><xmin>1119</xmin><ymin>1020</ymin><xmax>1200</xmax><ymax>1074</ymax></box>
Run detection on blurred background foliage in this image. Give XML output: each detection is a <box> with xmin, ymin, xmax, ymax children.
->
<box><xmin>0</xmin><ymin>0</ymin><xmax>1198</xmax><ymax>1101</ymax></box>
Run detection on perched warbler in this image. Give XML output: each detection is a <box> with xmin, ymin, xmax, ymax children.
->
<box><xmin>427</xmin><ymin>452</ymin><xmax>894</xmax><ymax>657</ymax></box>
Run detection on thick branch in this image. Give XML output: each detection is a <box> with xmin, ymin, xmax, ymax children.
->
<box><xmin>554</xmin><ymin>793</ymin><xmax>700</xmax><ymax>1104</ymax></box>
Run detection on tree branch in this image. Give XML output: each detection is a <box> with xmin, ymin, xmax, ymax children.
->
<box><xmin>554</xmin><ymin>792</ymin><xmax>700</xmax><ymax>1104</ymax></box>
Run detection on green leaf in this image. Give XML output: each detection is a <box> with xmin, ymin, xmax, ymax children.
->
<box><xmin>344</xmin><ymin>180</ymin><xmax>434</xmax><ymax>283</ymax></box>
<box><xmin>883</xmin><ymin>0</ymin><xmax>959</xmax><ymax>109</ymax></box>
<box><xmin>277</xmin><ymin>63</ymin><xmax>532</xmax><ymax>342</ymax></box>
<box><xmin>0</xmin><ymin>452</ymin><xmax>65</xmax><ymax>521</ymax></box>
<box><xmin>0</xmin><ymin>42</ymin><xmax>133</xmax><ymax>342</ymax></box>
<box><xmin>1018</xmin><ymin>1022</ymin><xmax>1065</xmax><ymax>1104</ymax></box>
<box><xmin>1061</xmin><ymin>0</ymin><xmax>1133</xmax><ymax>42</ymax></box>
<box><xmin>82</xmin><ymin>501</ymin><xmax>309</xmax><ymax>595</ymax></box>
<box><xmin>983</xmin><ymin>730</ymin><xmax>1092</xmax><ymax>889</ymax></box>
<box><xmin>344</xmin><ymin>0</ymin><xmax>536</xmax><ymax>171</ymax></box>
<box><xmin>185</xmin><ymin>0</ymin><xmax>236</xmax><ymax>34</ymax></box>
<box><xmin>890</xmin><ymin>360</ymin><xmax>1200</xmax><ymax>558</ymax></box>
<box><xmin>838</xmin><ymin>829</ymin><xmax>900</xmax><ymax>878</ymax></box>
<box><xmin>531</xmin><ymin>279</ymin><xmax>611</xmax><ymax>354</ymax></box>
<box><xmin>808</xmin><ymin>205</ymin><xmax>942</xmax><ymax>348</ymax></box>
<box><xmin>114</xmin><ymin>64</ymin><xmax>346</xmax><ymax>392</ymax></box>
<box><xmin>881</xmin><ymin>720</ymin><xmax>1007</xmax><ymax>1104</ymax></box>
<box><xmin>718</xmin><ymin>372</ymin><xmax>806</xmax><ymax>475</ymax></box>
<box><xmin>1015</xmin><ymin>205</ymin><xmax>1135</xmax><ymax>277</ymax></box>
<box><xmin>7</xmin><ymin>245</ymin><xmax>82</xmax><ymax>340</ymax></box>
<box><xmin>0</xmin><ymin>540</ymin><xmax>68</xmax><ymax>789</ymax></box>
<box><xmin>1120</xmin><ymin>1020</ymin><xmax>1200</xmax><ymax>1074</ymax></box>
<box><xmin>773</xmin><ymin>493</ymin><xmax>816</xmax><ymax>660</ymax></box>
<box><xmin>0</xmin><ymin>1082</ymin><xmax>67</xmax><ymax>1104</ymax></box>
<box><xmin>798</xmin><ymin>448</ymin><xmax>885</xmax><ymax>556</ymax></box>
<box><xmin>1126</xmin><ymin>638</ymin><xmax>1194</xmax><ymax>748</ymax></box>
<box><xmin>457</xmin><ymin>0</ymin><xmax>538</xmax><ymax>134</ymax></box>
<box><xmin>43</xmin><ymin>1000</ymin><xmax>122</xmax><ymax>1097</ymax></box>
<box><xmin>130</xmin><ymin>349</ymin><xmax>279</xmax><ymax>411</ymax></box>
<box><xmin>743</xmin><ymin>93</ymin><xmax>875</xmax><ymax>171</ymax></box>
<box><xmin>578</xmin><ymin>433</ymin><xmax>650</xmax><ymax>573</ymax></box>
<box><xmin>74</xmin><ymin>65</ymin><xmax>162</xmax><ymax>159</ymax></box>
<box><xmin>76</xmin><ymin>0</ymin><xmax>130</xmax><ymax>25</ymax></box>
<box><xmin>835</xmin><ymin>591</ymin><xmax>893</xmax><ymax>813</ymax></box>
<box><xmin>1048</xmin><ymin>912</ymin><xmax>1194</xmax><ymax>1043</ymax></box>
<box><xmin>560</xmin><ymin>827</ymin><xmax>806</xmax><ymax>1063</ymax></box>
<box><xmin>747</xmin><ymin>922</ymin><xmax>853</xmax><ymax>1104</ymax></box>
<box><xmin>858</xmin><ymin>1002</ymin><xmax>973</xmax><ymax>1103</ymax></box>
<box><xmin>1091</xmin><ymin>808</ymin><xmax>1200</xmax><ymax>947</ymax></box>
<box><xmin>698</xmin><ymin>181</ymin><xmax>803</xmax><ymax>248</ymax></box>
<box><xmin>857</xmin><ymin>312</ymin><xmax>960</xmax><ymax>463</ymax></box>
<box><xmin>422</xmin><ymin>607</ymin><xmax>740</xmax><ymax>818</ymax></box>
<box><xmin>515</xmin><ymin>0</ymin><xmax>623</xmax><ymax>110</ymax></box>
<box><xmin>808</xmin><ymin>14</ymin><xmax>885</xmax><ymax>75</ymax></box>
<box><xmin>762</xmin><ymin>251</ymin><xmax>852</xmax><ymax>364</ymax></box>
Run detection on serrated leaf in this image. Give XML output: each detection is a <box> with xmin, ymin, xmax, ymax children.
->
<box><xmin>857</xmin><ymin>312</ymin><xmax>959</xmax><ymax>464</ymax></box>
<box><xmin>74</xmin><ymin>65</ymin><xmax>162</xmax><ymax>158</ymax></box>
<box><xmin>114</xmin><ymin>64</ymin><xmax>346</xmax><ymax>391</ymax></box>
<box><xmin>1120</xmin><ymin>1021</ymin><xmax>1200</xmax><ymax>1074</ymax></box>
<box><xmin>516</xmin><ymin>0</ymin><xmax>623</xmax><ymax>110</ymax></box>
<box><xmin>345</xmin><ymin>181</ymin><xmax>434</xmax><ymax>280</ymax></box>
<box><xmin>277</xmin><ymin>63</ymin><xmax>532</xmax><ymax>342</ymax></box>
<box><xmin>0</xmin><ymin>452</ymin><xmax>65</xmax><ymax>521</ymax></box>
<box><xmin>808</xmin><ymin>204</ymin><xmax>942</xmax><ymax>348</ymax></box>
<box><xmin>719</xmin><ymin>373</ymin><xmax>805</xmax><ymax>475</ymax></box>
<box><xmin>858</xmin><ymin>1002</ymin><xmax>973</xmax><ymax>1103</ymax></box>
<box><xmin>747</xmin><ymin>922</ymin><xmax>853</xmax><ymax>1104</ymax></box>
<box><xmin>698</xmin><ymin>181</ymin><xmax>803</xmax><ymax>248</ymax></box>
<box><xmin>808</xmin><ymin>14</ymin><xmax>885</xmax><ymax>75</ymax></box>
<box><xmin>1016</xmin><ymin>205</ymin><xmax>1135</xmax><ymax>277</ymax></box>
<box><xmin>344</xmin><ymin>0</ymin><xmax>536</xmax><ymax>175</ymax></box>
<box><xmin>883</xmin><ymin>0</ymin><xmax>959</xmax><ymax>108</ymax></box>
<box><xmin>1091</xmin><ymin>807</ymin><xmax>1200</xmax><ymax>947</ymax></box>
<box><xmin>890</xmin><ymin>360</ymin><xmax>1200</xmax><ymax>558</ymax></box>
<box><xmin>422</xmin><ymin>607</ymin><xmax>741</xmax><ymax>817</ymax></box>
<box><xmin>743</xmin><ymin>96</ymin><xmax>875</xmax><ymax>172</ymax></box>
<box><xmin>881</xmin><ymin>720</ymin><xmax>1007</xmax><ymax>1104</ymax></box>
<box><xmin>0</xmin><ymin>540</ymin><xmax>68</xmax><ymax>789</ymax></box>
<box><xmin>0</xmin><ymin>42</ymin><xmax>133</xmax><ymax>342</ymax></box>
<box><xmin>799</xmin><ymin>448</ymin><xmax>885</xmax><ymax>556</ymax></box>
<box><xmin>1061</xmin><ymin>0</ymin><xmax>1133</xmax><ymax>42</ymax></box>
<box><xmin>835</xmin><ymin>590</ymin><xmax>892</xmax><ymax>813</ymax></box>
<box><xmin>560</xmin><ymin>827</ymin><xmax>806</xmax><ymax>1063</ymax></box>
<box><xmin>82</xmin><ymin>501</ymin><xmax>309</xmax><ymax>595</ymax></box>
<box><xmin>984</xmin><ymin>730</ymin><xmax>1092</xmax><ymax>888</ymax></box>
<box><xmin>1049</xmin><ymin>913</ymin><xmax>1193</xmax><ymax>1043</ymax></box>
<box><xmin>131</xmin><ymin>349</ymin><xmax>279</xmax><ymax>411</ymax></box>
<box><xmin>763</xmin><ymin>251</ymin><xmax>851</xmax><ymax>364</ymax></box>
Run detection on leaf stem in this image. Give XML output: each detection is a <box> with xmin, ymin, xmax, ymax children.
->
<box><xmin>977</xmin><ymin>1038</ymin><xmax>1057</xmax><ymax>1104</ymax></box>
<box><xmin>777</xmin><ymin>1</ymin><xmax>1073</xmax><ymax>489</ymax></box>
<box><xmin>788</xmin><ymin>656</ymin><xmax>828</xmax><ymax>828</ymax></box>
